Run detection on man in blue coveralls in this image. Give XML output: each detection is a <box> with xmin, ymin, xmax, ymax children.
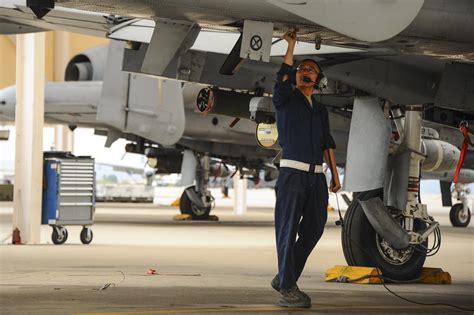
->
<box><xmin>271</xmin><ymin>31</ymin><xmax>341</xmax><ymax>308</ymax></box>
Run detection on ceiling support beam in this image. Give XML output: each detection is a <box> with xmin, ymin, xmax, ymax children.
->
<box><xmin>12</xmin><ymin>32</ymin><xmax>45</xmax><ymax>244</ymax></box>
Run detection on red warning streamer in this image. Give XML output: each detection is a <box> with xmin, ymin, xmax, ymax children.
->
<box><xmin>454</xmin><ymin>121</ymin><xmax>474</xmax><ymax>183</ymax></box>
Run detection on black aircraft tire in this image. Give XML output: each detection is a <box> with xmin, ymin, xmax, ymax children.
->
<box><xmin>449</xmin><ymin>203</ymin><xmax>471</xmax><ymax>227</ymax></box>
<box><xmin>180</xmin><ymin>186</ymin><xmax>211</xmax><ymax>220</ymax></box>
<box><xmin>341</xmin><ymin>189</ymin><xmax>427</xmax><ymax>281</ymax></box>
<box><xmin>341</xmin><ymin>189</ymin><xmax>385</xmax><ymax>266</ymax></box>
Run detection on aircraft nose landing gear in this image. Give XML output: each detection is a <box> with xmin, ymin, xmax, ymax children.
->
<box><xmin>179</xmin><ymin>154</ymin><xmax>215</xmax><ymax>220</ymax></box>
<box><xmin>450</xmin><ymin>184</ymin><xmax>471</xmax><ymax>227</ymax></box>
<box><xmin>342</xmin><ymin>103</ymin><xmax>441</xmax><ymax>280</ymax></box>
<box><xmin>180</xmin><ymin>185</ymin><xmax>214</xmax><ymax>220</ymax></box>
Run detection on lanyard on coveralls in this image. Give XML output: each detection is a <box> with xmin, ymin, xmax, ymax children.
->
<box><xmin>326</xmin><ymin>148</ymin><xmax>344</xmax><ymax>226</ymax></box>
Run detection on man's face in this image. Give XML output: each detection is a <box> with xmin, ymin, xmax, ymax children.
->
<box><xmin>295</xmin><ymin>61</ymin><xmax>320</xmax><ymax>89</ymax></box>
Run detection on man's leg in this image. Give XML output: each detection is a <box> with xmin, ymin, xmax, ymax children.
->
<box><xmin>293</xmin><ymin>174</ymin><xmax>328</xmax><ymax>281</ymax></box>
<box><xmin>275</xmin><ymin>170</ymin><xmax>307</xmax><ymax>290</ymax></box>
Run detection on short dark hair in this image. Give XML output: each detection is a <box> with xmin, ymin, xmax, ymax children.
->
<box><xmin>298</xmin><ymin>59</ymin><xmax>321</xmax><ymax>73</ymax></box>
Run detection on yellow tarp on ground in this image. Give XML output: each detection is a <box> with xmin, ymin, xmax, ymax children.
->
<box><xmin>171</xmin><ymin>197</ymin><xmax>180</xmax><ymax>207</ymax></box>
<box><xmin>325</xmin><ymin>265</ymin><xmax>452</xmax><ymax>284</ymax></box>
<box><xmin>418</xmin><ymin>267</ymin><xmax>452</xmax><ymax>284</ymax></box>
<box><xmin>325</xmin><ymin>265</ymin><xmax>384</xmax><ymax>284</ymax></box>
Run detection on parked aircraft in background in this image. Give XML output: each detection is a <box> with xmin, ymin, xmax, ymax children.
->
<box><xmin>1</xmin><ymin>0</ymin><xmax>474</xmax><ymax>281</ymax></box>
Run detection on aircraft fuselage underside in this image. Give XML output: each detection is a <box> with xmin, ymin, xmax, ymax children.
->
<box><xmin>53</xmin><ymin>0</ymin><xmax>474</xmax><ymax>63</ymax></box>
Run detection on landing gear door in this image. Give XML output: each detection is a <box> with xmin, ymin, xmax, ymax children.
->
<box><xmin>343</xmin><ymin>97</ymin><xmax>391</xmax><ymax>192</ymax></box>
<box><xmin>97</xmin><ymin>40</ymin><xmax>185</xmax><ymax>146</ymax></box>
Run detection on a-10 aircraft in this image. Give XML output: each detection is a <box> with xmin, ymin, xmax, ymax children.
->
<box><xmin>1</xmin><ymin>42</ymin><xmax>472</xmax><ymax>224</ymax></box>
<box><xmin>1</xmin><ymin>0</ymin><xmax>474</xmax><ymax>281</ymax></box>
<box><xmin>1</xmin><ymin>40</ymin><xmax>473</xmax><ymax>240</ymax></box>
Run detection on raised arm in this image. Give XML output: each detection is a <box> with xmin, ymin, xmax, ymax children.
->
<box><xmin>281</xmin><ymin>31</ymin><xmax>296</xmax><ymax>81</ymax></box>
<box><xmin>273</xmin><ymin>31</ymin><xmax>297</xmax><ymax>109</ymax></box>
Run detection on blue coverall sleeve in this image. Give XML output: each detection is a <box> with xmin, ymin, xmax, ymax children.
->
<box><xmin>272</xmin><ymin>63</ymin><xmax>293</xmax><ymax>109</ymax></box>
<box><xmin>324</xmin><ymin>108</ymin><xmax>336</xmax><ymax>150</ymax></box>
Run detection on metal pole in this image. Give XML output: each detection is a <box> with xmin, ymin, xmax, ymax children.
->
<box><xmin>404</xmin><ymin>105</ymin><xmax>424</xmax><ymax>230</ymax></box>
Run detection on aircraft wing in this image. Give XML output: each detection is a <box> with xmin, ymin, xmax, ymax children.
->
<box><xmin>0</xmin><ymin>3</ymin><xmax>365</xmax><ymax>58</ymax></box>
<box><xmin>266</xmin><ymin>0</ymin><xmax>424</xmax><ymax>43</ymax></box>
<box><xmin>0</xmin><ymin>2</ymin><xmax>138</xmax><ymax>37</ymax></box>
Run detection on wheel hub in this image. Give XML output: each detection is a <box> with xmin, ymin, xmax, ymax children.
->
<box><xmin>190</xmin><ymin>193</ymin><xmax>213</xmax><ymax>216</ymax></box>
<box><xmin>458</xmin><ymin>209</ymin><xmax>469</xmax><ymax>223</ymax></box>
<box><xmin>56</xmin><ymin>228</ymin><xmax>66</xmax><ymax>240</ymax></box>
<box><xmin>191</xmin><ymin>203</ymin><xmax>208</xmax><ymax>216</ymax></box>
<box><xmin>376</xmin><ymin>234</ymin><xmax>414</xmax><ymax>265</ymax></box>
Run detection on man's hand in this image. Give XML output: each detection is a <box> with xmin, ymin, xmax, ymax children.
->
<box><xmin>282</xmin><ymin>31</ymin><xmax>297</xmax><ymax>68</ymax></box>
<box><xmin>283</xmin><ymin>31</ymin><xmax>297</xmax><ymax>47</ymax></box>
<box><xmin>324</xmin><ymin>149</ymin><xmax>340</xmax><ymax>193</ymax></box>
<box><xmin>330</xmin><ymin>177</ymin><xmax>341</xmax><ymax>193</ymax></box>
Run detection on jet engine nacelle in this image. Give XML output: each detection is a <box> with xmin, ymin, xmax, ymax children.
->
<box><xmin>65</xmin><ymin>44</ymin><xmax>108</xmax><ymax>81</ymax></box>
<box><xmin>422</xmin><ymin>139</ymin><xmax>460</xmax><ymax>172</ymax></box>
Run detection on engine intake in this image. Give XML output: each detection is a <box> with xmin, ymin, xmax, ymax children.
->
<box><xmin>64</xmin><ymin>44</ymin><xmax>108</xmax><ymax>81</ymax></box>
<box><xmin>65</xmin><ymin>58</ymin><xmax>93</xmax><ymax>81</ymax></box>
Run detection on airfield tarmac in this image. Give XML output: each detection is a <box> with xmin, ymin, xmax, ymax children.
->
<box><xmin>0</xmin><ymin>188</ymin><xmax>473</xmax><ymax>314</ymax></box>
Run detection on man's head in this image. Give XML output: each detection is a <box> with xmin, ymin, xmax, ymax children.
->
<box><xmin>295</xmin><ymin>59</ymin><xmax>321</xmax><ymax>90</ymax></box>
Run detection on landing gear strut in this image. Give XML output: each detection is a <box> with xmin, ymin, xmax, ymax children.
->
<box><xmin>179</xmin><ymin>154</ymin><xmax>215</xmax><ymax>220</ymax></box>
<box><xmin>450</xmin><ymin>183</ymin><xmax>471</xmax><ymax>227</ymax></box>
<box><xmin>342</xmin><ymin>104</ymin><xmax>439</xmax><ymax>280</ymax></box>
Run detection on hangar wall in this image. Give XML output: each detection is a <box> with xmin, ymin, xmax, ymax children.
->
<box><xmin>0</xmin><ymin>32</ymin><xmax>108</xmax><ymax>88</ymax></box>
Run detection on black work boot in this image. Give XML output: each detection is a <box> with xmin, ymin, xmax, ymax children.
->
<box><xmin>271</xmin><ymin>275</ymin><xmax>280</xmax><ymax>293</ymax></box>
<box><xmin>271</xmin><ymin>275</ymin><xmax>311</xmax><ymax>301</ymax></box>
<box><xmin>278</xmin><ymin>286</ymin><xmax>311</xmax><ymax>308</ymax></box>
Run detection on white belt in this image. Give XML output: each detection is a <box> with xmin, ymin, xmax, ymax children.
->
<box><xmin>280</xmin><ymin>159</ymin><xmax>323</xmax><ymax>173</ymax></box>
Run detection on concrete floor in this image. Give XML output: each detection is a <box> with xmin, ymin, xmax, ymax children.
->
<box><xmin>0</xmin><ymin>189</ymin><xmax>473</xmax><ymax>314</ymax></box>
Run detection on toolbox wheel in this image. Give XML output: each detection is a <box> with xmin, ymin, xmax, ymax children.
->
<box><xmin>51</xmin><ymin>227</ymin><xmax>68</xmax><ymax>245</ymax></box>
<box><xmin>80</xmin><ymin>227</ymin><xmax>93</xmax><ymax>244</ymax></box>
